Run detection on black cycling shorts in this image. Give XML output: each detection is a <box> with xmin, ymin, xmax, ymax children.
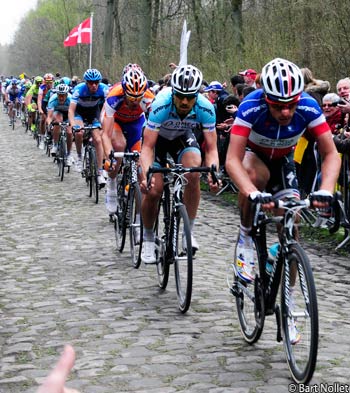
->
<box><xmin>154</xmin><ymin>130</ymin><xmax>201</xmax><ymax>166</ymax></box>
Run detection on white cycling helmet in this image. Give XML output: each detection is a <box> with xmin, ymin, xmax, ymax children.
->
<box><xmin>171</xmin><ymin>65</ymin><xmax>203</xmax><ymax>95</ymax></box>
<box><xmin>261</xmin><ymin>58</ymin><xmax>304</xmax><ymax>103</ymax></box>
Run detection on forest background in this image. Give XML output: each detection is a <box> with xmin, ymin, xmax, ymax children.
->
<box><xmin>0</xmin><ymin>0</ymin><xmax>348</xmax><ymax>90</ymax></box>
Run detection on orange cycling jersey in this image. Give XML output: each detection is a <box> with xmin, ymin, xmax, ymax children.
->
<box><xmin>104</xmin><ymin>83</ymin><xmax>154</xmax><ymax>122</ymax></box>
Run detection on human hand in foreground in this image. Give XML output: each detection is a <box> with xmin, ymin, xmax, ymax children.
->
<box><xmin>37</xmin><ymin>345</ymin><xmax>80</xmax><ymax>393</ymax></box>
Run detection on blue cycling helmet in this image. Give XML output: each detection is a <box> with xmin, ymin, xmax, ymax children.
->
<box><xmin>60</xmin><ymin>76</ymin><xmax>71</xmax><ymax>86</ymax></box>
<box><xmin>11</xmin><ymin>78</ymin><xmax>18</xmax><ymax>85</ymax></box>
<box><xmin>83</xmin><ymin>68</ymin><xmax>102</xmax><ymax>82</ymax></box>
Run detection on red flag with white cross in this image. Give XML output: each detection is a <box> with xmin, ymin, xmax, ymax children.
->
<box><xmin>63</xmin><ymin>17</ymin><xmax>92</xmax><ymax>47</ymax></box>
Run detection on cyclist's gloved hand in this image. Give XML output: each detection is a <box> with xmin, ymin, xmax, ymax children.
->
<box><xmin>310</xmin><ymin>190</ymin><xmax>333</xmax><ymax>216</ymax></box>
<box><xmin>248</xmin><ymin>191</ymin><xmax>273</xmax><ymax>204</ymax></box>
<box><xmin>72</xmin><ymin>125</ymin><xmax>81</xmax><ymax>132</ymax></box>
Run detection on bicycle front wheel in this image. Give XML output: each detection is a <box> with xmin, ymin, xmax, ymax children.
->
<box><xmin>89</xmin><ymin>148</ymin><xmax>99</xmax><ymax>204</ymax></box>
<box><xmin>58</xmin><ymin>139</ymin><xmax>67</xmax><ymax>181</ymax></box>
<box><xmin>129</xmin><ymin>184</ymin><xmax>143</xmax><ymax>269</ymax></box>
<box><xmin>232</xmin><ymin>235</ymin><xmax>265</xmax><ymax>344</ymax></box>
<box><xmin>281</xmin><ymin>243</ymin><xmax>318</xmax><ymax>384</ymax></box>
<box><xmin>155</xmin><ymin>195</ymin><xmax>170</xmax><ymax>290</ymax></box>
<box><xmin>173</xmin><ymin>205</ymin><xmax>193</xmax><ymax>313</ymax></box>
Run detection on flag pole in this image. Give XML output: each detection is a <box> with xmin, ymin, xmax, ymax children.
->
<box><xmin>89</xmin><ymin>12</ymin><xmax>93</xmax><ymax>68</ymax></box>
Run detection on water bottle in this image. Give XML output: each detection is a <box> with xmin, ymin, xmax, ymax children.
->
<box><xmin>266</xmin><ymin>243</ymin><xmax>279</xmax><ymax>275</ymax></box>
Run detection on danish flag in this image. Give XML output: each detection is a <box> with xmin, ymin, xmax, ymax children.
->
<box><xmin>64</xmin><ymin>17</ymin><xmax>92</xmax><ymax>47</ymax></box>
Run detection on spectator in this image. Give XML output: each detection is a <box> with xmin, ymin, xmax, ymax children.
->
<box><xmin>322</xmin><ymin>93</ymin><xmax>343</xmax><ymax>134</ymax></box>
<box><xmin>301</xmin><ymin>67</ymin><xmax>330</xmax><ymax>106</ymax></box>
<box><xmin>336</xmin><ymin>77</ymin><xmax>350</xmax><ymax>116</ymax></box>
<box><xmin>203</xmin><ymin>80</ymin><xmax>229</xmax><ymax>124</ymax></box>
<box><xmin>217</xmin><ymin>94</ymin><xmax>241</xmax><ymax>166</ymax></box>
<box><xmin>239</xmin><ymin>68</ymin><xmax>257</xmax><ymax>87</ymax></box>
<box><xmin>230</xmin><ymin>74</ymin><xmax>245</xmax><ymax>96</ymax></box>
<box><xmin>242</xmin><ymin>86</ymin><xmax>256</xmax><ymax>98</ymax></box>
<box><xmin>235</xmin><ymin>83</ymin><xmax>249</xmax><ymax>101</ymax></box>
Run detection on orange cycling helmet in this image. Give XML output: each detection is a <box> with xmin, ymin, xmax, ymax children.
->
<box><xmin>122</xmin><ymin>68</ymin><xmax>147</xmax><ymax>97</ymax></box>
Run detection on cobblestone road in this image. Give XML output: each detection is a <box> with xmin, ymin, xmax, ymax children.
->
<box><xmin>0</xmin><ymin>114</ymin><xmax>349</xmax><ymax>393</ymax></box>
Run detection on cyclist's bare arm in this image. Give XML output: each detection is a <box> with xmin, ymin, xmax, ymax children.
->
<box><xmin>140</xmin><ymin>127</ymin><xmax>158</xmax><ymax>191</ymax></box>
<box><xmin>101</xmin><ymin>114</ymin><xmax>115</xmax><ymax>157</ymax></box>
<box><xmin>225</xmin><ymin>133</ymin><xmax>258</xmax><ymax>197</ymax></box>
<box><xmin>203</xmin><ymin>130</ymin><xmax>220</xmax><ymax>191</ymax></box>
<box><xmin>316</xmin><ymin>131</ymin><xmax>341</xmax><ymax>195</ymax></box>
<box><xmin>46</xmin><ymin>109</ymin><xmax>54</xmax><ymax>126</ymax></box>
<box><xmin>68</xmin><ymin>101</ymin><xmax>77</xmax><ymax>127</ymax></box>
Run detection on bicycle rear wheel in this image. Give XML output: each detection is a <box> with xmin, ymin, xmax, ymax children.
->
<box><xmin>281</xmin><ymin>243</ymin><xmax>318</xmax><ymax>384</ymax></box>
<box><xmin>232</xmin><ymin>235</ymin><xmax>265</xmax><ymax>343</ymax></box>
<box><xmin>173</xmin><ymin>205</ymin><xmax>193</xmax><ymax>313</ymax></box>
<box><xmin>155</xmin><ymin>194</ymin><xmax>170</xmax><ymax>290</ymax></box>
<box><xmin>129</xmin><ymin>184</ymin><xmax>143</xmax><ymax>269</ymax></box>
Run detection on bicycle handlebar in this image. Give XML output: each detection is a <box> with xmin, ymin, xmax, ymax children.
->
<box><xmin>146</xmin><ymin>164</ymin><xmax>219</xmax><ymax>189</ymax></box>
<box><xmin>112</xmin><ymin>151</ymin><xmax>140</xmax><ymax>159</ymax></box>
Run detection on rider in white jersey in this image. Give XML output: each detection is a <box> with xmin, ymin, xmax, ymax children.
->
<box><xmin>139</xmin><ymin>64</ymin><xmax>220</xmax><ymax>264</ymax></box>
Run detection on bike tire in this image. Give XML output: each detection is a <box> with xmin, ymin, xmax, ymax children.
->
<box><xmin>155</xmin><ymin>192</ymin><xmax>170</xmax><ymax>290</ymax></box>
<box><xmin>12</xmin><ymin>114</ymin><xmax>15</xmax><ymax>130</ymax></box>
<box><xmin>173</xmin><ymin>204</ymin><xmax>193</xmax><ymax>313</ymax></box>
<box><xmin>281</xmin><ymin>243</ymin><xmax>318</xmax><ymax>384</ymax></box>
<box><xmin>115</xmin><ymin>170</ymin><xmax>128</xmax><ymax>252</ymax></box>
<box><xmin>233</xmin><ymin>234</ymin><xmax>265</xmax><ymax>344</ymax></box>
<box><xmin>58</xmin><ymin>138</ymin><xmax>67</xmax><ymax>182</ymax></box>
<box><xmin>89</xmin><ymin>148</ymin><xmax>99</xmax><ymax>204</ymax></box>
<box><xmin>129</xmin><ymin>184</ymin><xmax>143</xmax><ymax>269</ymax></box>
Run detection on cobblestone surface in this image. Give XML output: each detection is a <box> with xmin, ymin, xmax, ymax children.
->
<box><xmin>0</xmin><ymin>115</ymin><xmax>349</xmax><ymax>392</ymax></box>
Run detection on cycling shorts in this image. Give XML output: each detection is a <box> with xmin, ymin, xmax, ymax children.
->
<box><xmin>250</xmin><ymin>148</ymin><xmax>300</xmax><ymax>199</ymax></box>
<box><xmin>154</xmin><ymin>130</ymin><xmax>201</xmax><ymax>167</ymax></box>
<box><xmin>74</xmin><ymin>113</ymin><xmax>101</xmax><ymax>128</ymax></box>
<box><xmin>113</xmin><ymin>115</ymin><xmax>144</xmax><ymax>153</ymax></box>
<box><xmin>53</xmin><ymin>111</ymin><xmax>69</xmax><ymax>122</ymax></box>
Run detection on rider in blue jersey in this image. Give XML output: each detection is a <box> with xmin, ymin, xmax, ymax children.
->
<box><xmin>68</xmin><ymin>68</ymin><xmax>109</xmax><ymax>185</ymax></box>
<box><xmin>226</xmin><ymin>58</ymin><xmax>341</xmax><ymax>343</ymax></box>
<box><xmin>226</xmin><ymin>58</ymin><xmax>340</xmax><ymax>283</ymax></box>
<box><xmin>139</xmin><ymin>64</ymin><xmax>220</xmax><ymax>264</ymax></box>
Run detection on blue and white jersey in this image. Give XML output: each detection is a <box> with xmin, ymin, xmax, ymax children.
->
<box><xmin>47</xmin><ymin>93</ymin><xmax>72</xmax><ymax>114</ymax></box>
<box><xmin>71</xmin><ymin>82</ymin><xmax>109</xmax><ymax>112</ymax></box>
<box><xmin>6</xmin><ymin>85</ymin><xmax>20</xmax><ymax>100</ymax></box>
<box><xmin>147</xmin><ymin>90</ymin><xmax>216</xmax><ymax>141</ymax></box>
<box><xmin>232</xmin><ymin>89</ymin><xmax>329</xmax><ymax>160</ymax></box>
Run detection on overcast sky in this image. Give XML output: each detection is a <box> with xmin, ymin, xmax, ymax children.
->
<box><xmin>0</xmin><ymin>0</ymin><xmax>38</xmax><ymax>45</ymax></box>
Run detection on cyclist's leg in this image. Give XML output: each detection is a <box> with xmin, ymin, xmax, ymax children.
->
<box><xmin>72</xmin><ymin>115</ymin><xmax>84</xmax><ymax>168</ymax></box>
<box><xmin>92</xmin><ymin>122</ymin><xmax>105</xmax><ymax>182</ymax></box>
<box><xmin>51</xmin><ymin>112</ymin><xmax>63</xmax><ymax>156</ymax></box>
<box><xmin>239</xmin><ymin>151</ymin><xmax>270</xmax><ymax>227</ymax></box>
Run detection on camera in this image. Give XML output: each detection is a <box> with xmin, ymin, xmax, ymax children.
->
<box><xmin>335</xmin><ymin>98</ymin><xmax>347</xmax><ymax>106</ymax></box>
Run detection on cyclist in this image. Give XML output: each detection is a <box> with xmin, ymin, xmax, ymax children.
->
<box><xmin>4</xmin><ymin>78</ymin><xmax>21</xmax><ymax>126</ymax></box>
<box><xmin>225</xmin><ymin>58</ymin><xmax>341</xmax><ymax>342</ymax></box>
<box><xmin>102</xmin><ymin>66</ymin><xmax>154</xmax><ymax>215</ymax></box>
<box><xmin>46</xmin><ymin>84</ymin><xmax>73</xmax><ymax>164</ymax></box>
<box><xmin>25</xmin><ymin>75</ymin><xmax>44</xmax><ymax>133</ymax></box>
<box><xmin>139</xmin><ymin>64</ymin><xmax>219</xmax><ymax>264</ymax></box>
<box><xmin>68</xmin><ymin>68</ymin><xmax>109</xmax><ymax>186</ymax></box>
<box><xmin>38</xmin><ymin>73</ymin><xmax>54</xmax><ymax>149</ymax></box>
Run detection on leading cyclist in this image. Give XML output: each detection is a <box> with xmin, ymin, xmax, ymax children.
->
<box><xmin>225</xmin><ymin>58</ymin><xmax>341</xmax><ymax>342</ymax></box>
<box><xmin>226</xmin><ymin>57</ymin><xmax>340</xmax><ymax>283</ymax></box>
<box><xmin>139</xmin><ymin>64</ymin><xmax>220</xmax><ymax>264</ymax></box>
